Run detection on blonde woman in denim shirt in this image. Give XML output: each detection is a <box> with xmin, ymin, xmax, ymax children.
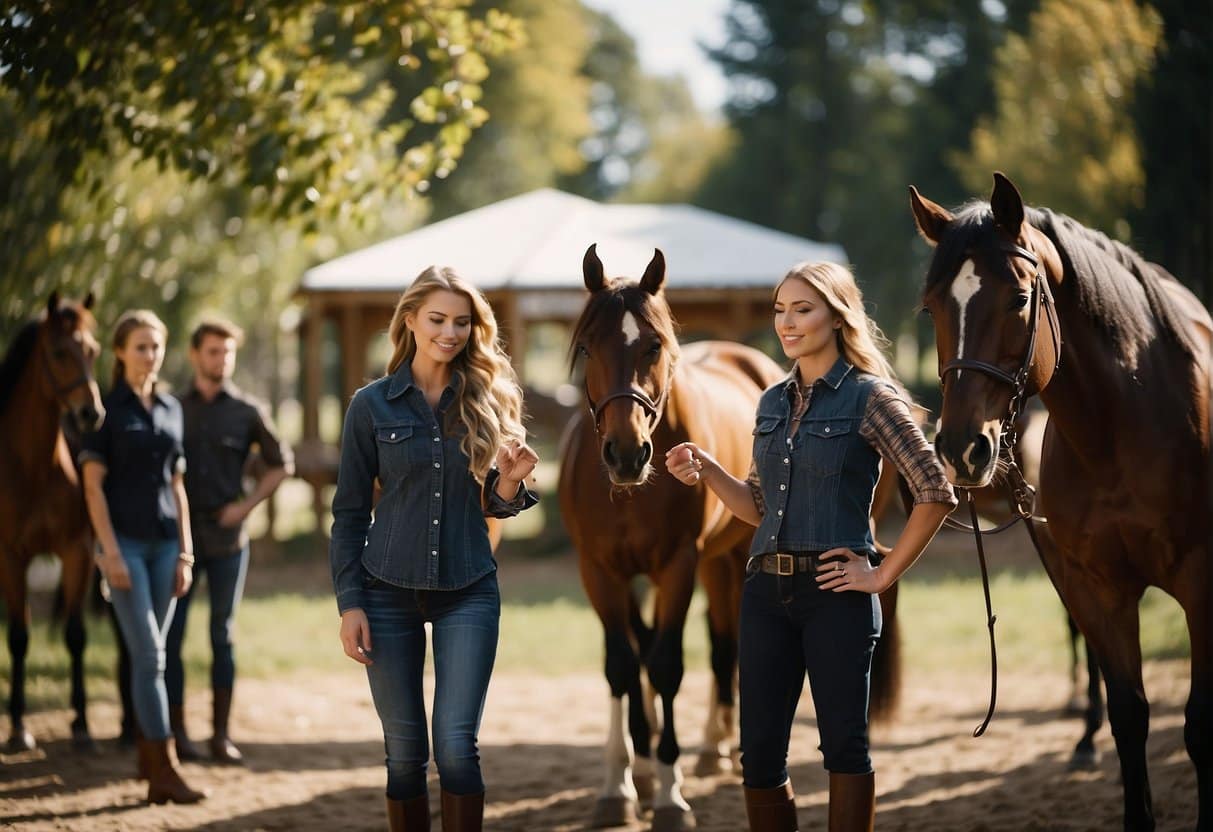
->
<box><xmin>666</xmin><ymin>262</ymin><xmax>955</xmax><ymax>832</ymax></box>
<box><xmin>330</xmin><ymin>266</ymin><xmax>538</xmax><ymax>832</ymax></box>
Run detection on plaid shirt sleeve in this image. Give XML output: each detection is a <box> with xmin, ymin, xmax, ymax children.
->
<box><xmin>860</xmin><ymin>385</ymin><xmax>957</xmax><ymax>508</ymax></box>
<box><xmin>746</xmin><ymin>459</ymin><xmax>766</xmax><ymax>517</ymax></box>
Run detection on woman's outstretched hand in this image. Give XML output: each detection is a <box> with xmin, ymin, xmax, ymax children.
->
<box><xmin>665</xmin><ymin>442</ymin><xmax>711</xmax><ymax>486</ymax></box>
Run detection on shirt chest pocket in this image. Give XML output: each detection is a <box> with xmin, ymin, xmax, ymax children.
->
<box><xmin>799</xmin><ymin>418</ymin><xmax>852</xmax><ymax>476</ymax></box>
<box><xmin>752</xmin><ymin>416</ymin><xmax>783</xmax><ymax>460</ymax></box>
<box><xmin>375</xmin><ymin>424</ymin><xmax>421</xmax><ymax>480</ymax></box>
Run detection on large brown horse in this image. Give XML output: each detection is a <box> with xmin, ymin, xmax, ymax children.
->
<box><xmin>0</xmin><ymin>292</ymin><xmax>105</xmax><ymax>752</ymax></box>
<box><xmin>558</xmin><ymin>246</ymin><xmax>784</xmax><ymax>831</ymax></box>
<box><xmin>910</xmin><ymin>173</ymin><xmax>1211</xmax><ymax>831</ymax></box>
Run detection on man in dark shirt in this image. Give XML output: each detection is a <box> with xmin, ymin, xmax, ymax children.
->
<box><xmin>166</xmin><ymin>319</ymin><xmax>293</xmax><ymax>764</ymax></box>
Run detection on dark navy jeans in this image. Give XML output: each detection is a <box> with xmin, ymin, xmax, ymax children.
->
<box><xmin>362</xmin><ymin>568</ymin><xmax>500</xmax><ymax>800</ymax></box>
<box><xmin>738</xmin><ymin>558</ymin><xmax>882</xmax><ymax>788</ymax></box>
<box><xmin>165</xmin><ymin>544</ymin><xmax>250</xmax><ymax>703</ymax></box>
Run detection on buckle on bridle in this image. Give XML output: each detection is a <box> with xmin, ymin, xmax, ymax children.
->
<box><xmin>776</xmin><ymin>553</ymin><xmax>794</xmax><ymax>576</ymax></box>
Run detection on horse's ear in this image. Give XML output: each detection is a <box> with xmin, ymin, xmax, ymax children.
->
<box><xmin>990</xmin><ymin>172</ymin><xmax>1025</xmax><ymax>236</ymax></box>
<box><xmin>639</xmin><ymin>248</ymin><xmax>666</xmax><ymax>295</ymax></box>
<box><xmin>583</xmin><ymin>243</ymin><xmax>606</xmax><ymax>292</ymax></box>
<box><xmin>46</xmin><ymin>291</ymin><xmax>60</xmax><ymax>317</ymax></box>
<box><xmin>83</xmin><ymin>291</ymin><xmax>95</xmax><ymax>310</ymax></box>
<box><xmin>909</xmin><ymin>186</ymin><xmax>952</xmax><ymax>247</ymax></box>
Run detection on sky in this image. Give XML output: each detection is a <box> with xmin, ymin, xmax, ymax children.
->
<box><xmin>582</xmin><ymin>0</ymin><xmax>732</xmax><ymax>114</ymax></box>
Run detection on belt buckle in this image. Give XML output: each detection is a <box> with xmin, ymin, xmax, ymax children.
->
<box><xmin>776</xmin><ymin>553</ymin><xmax>794</xmax><ymax>576</ymax></box>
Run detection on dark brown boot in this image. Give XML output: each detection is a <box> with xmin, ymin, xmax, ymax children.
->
<box><xmin>169</xmin><ymin>704</ymin><xmax>203</xmax><ymax>762</ymax></box>
<box><xmin>140</xmin><ymin>737</ymin><xmax>207</xmax><ymax>805</ymax></box>
<box><xmin>387</xmin><ymin>794</ymin><xmax>431</xmax><ymax>831</ymax></box>
<box><xmin>209</xmin><ymin>688</ymin><xmax>244</xmax><ymax>765</ymax></box>
<box><xmin>827</xmin><ymin>772</ymin><xmax>874</xmax><ymax>832</ymax></box>
<box><xmin>440</xmin><ymin>789</ymin><xmax>484</xmax><ymax>832</ymax></box>
<box><xmin>744</xmin><ymin>779</ymin><xmax>799</xmax><ymax>831</ymax></box>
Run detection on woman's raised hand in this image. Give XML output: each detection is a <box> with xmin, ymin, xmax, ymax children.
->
<box><xmin>665</xmin><ymin>442</ymin><xmax>709</xmax><ymax>486</ymax></box>
<box><xmin>496</xmin><ymin>441</ymin><xmax>540</xmax><ymax>485</ymax></box>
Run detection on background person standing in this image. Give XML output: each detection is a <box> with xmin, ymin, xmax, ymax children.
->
<box><xmin>166</xmin><ymin>319</ymin><xmax>293</xmax><ymax>764</ymax></box>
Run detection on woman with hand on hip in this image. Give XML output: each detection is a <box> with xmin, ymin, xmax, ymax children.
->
<box><xmin>666</xmin><ymin>262</ymin><xmax>955</xmax><ymax>832</ymax></box>
<box><xmin>330</xmin><ymin>266</ymin><xmax>539</xmax><ymax>832</ymax></box>
<box><xmin>80</xmin><ymin>309</ymin><xmax>207</xmax><ymax>804</ymax></box>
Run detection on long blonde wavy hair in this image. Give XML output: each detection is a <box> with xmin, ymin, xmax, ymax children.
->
<box><xmin>386</xmin><ymin>266</ymin><xmax>525</xmax><ymax>482</ymax></box>
<box><xmin>777</xmin><ymin>261</ymin><xmax>901</xmax><ymax>386</ymax></box>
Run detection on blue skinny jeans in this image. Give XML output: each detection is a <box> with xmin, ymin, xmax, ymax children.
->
<box><xmin>361</xmin><ymin>569</ymin><xmax>500</xmax><ymax>800</ymax></box>
<box><xmin>108</xmin><ymin>533</ymin><xmax>179</xmax><ymax>741</ymax></box>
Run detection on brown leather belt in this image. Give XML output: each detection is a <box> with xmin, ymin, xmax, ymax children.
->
<box><xmin>754</xmin><ymin>553</ymin><xmax>817</xmax><ymax>576</ymax></box>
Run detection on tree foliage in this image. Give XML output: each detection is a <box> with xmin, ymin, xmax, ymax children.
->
<box><xmin>0</xmin><ymin>0</ymin><xmax>521</xmax><ymax>337</ymax></box>
<box><xmin>954</xmin><ymin>0</ymin><xmax>1162</xmax><ymax>238</ymax></box>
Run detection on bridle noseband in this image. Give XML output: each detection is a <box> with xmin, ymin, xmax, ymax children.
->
<box><xmin>584</xmin><ymin>373</ymin><xmax>670</xmax><ymax>435</ymax></box>
<box><xmin>39</xmin><ymin>330</ymin><xmax>96</xmax><ymax>415</ymax></box>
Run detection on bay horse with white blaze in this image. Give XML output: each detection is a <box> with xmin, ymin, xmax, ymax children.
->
<box><xmin>558</xmin><ymin>246</ymin><xmax>784</xmax><ymax>831</ymax></box>
<box><xmin>0</xmin><ymin>292</ymin><xmax>105</xmax><ymax>751</ymax></box>
<box><xmin>910</xmin><ymin>173</ymin><xmax>1211</xmax><ymax>831</ymax></box>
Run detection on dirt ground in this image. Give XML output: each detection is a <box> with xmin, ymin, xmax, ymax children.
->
<box><xmin>0</xmin><ymin>654</ymin><xmax>1198</xmax><ymax>831</ymax></box>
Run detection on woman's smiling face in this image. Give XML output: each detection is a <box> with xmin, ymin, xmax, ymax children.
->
<box><xmin>407</xmin><ymin>289</ymin><xmax>473</xmax><ymax>365</ymax></box>
<box><xmin>773</xmin><ymin>277</ymin><xmax>839</xmax><ymax>361</ymax></box>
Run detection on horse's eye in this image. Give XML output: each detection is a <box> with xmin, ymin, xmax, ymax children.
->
<box><xmin>646</xmin><ymin>342</ymin><xmax>662</xmax><ymax>357</ymax></box>
<box><xmin>918</xmin><ymin>306</ymin><xmax>933</xmax><ymax>319</ymax></box>
<box><xmin>53</xmin><ymin>348</ymin><xmax>69</xmax><ymax>360</ymax></box>
<box><xmin>1010</xmin><ymin>294</ymin><xmax>1030</xmax><ymax>311</ymax></box>
<box><xmin>576</xmin><ymin>344</ymin><xmax>589</xmax><ymax>358</ymax></box>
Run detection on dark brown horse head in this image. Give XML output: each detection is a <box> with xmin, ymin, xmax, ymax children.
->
<box><xmin>571</xmin><ymin>244</ymin><xmax>680</xmax><ymax>486</ymax></box>
<box><xmin>38</xmin><ymin>291</ymin><xmax>105</xmax><ymax>433</ymax></box>
<box><xmin>910</xmin><ymin>173</ymin><xmax>1062</xmax><ymax>487</ymax></box>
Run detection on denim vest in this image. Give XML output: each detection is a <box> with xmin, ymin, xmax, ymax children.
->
<box><xmin>749</xmin><ymin>358</ymin><xmax>889</xmax><ymax>557</ymax></box>
<box><xmin>330</xmin><ymin>365</ymin><xmax>535</xmax><ymax>613</ymax></box>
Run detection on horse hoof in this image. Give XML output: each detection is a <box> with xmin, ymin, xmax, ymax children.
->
<box><xmin>692</xmin><ymin>751</ymin><xmax>731</xmax><ymax>777</ymax></box>
<box><xmin>651</xmin><ymin>805</ymin><xmax>696</xmax><ymax>832</ymax></box>
<box><xmin>590</xmin><ymin>796</ymin><xmax>639</xmax><ymax>828</ymax></box>
<box><xmin>1068</xmin><ymin>748</ymin><xmax>1100</xmax><ymax>770</ymax></box>
<box><xmin>71</xmin><ymin>730</ymin><xmax>98</xmax><ymax>753</ymax></box>
<box><xmin>5</xmin><ymin>729</ymin><xmax>36</xmax><ymax>753</ymax></box>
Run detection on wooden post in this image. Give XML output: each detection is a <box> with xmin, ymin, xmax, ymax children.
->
<box><xmin>339</xmin><ymin>302</ymin><xmax>364</xmax><ymax>404</ymax></box>
<box><xmin>302</xmin><ymin>297</ymin><xmax>324</xmax><ymax>444</ymax></box>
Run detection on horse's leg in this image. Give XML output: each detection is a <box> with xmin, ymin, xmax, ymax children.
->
<box><xmin>694</xmin><ymin>552</ymin><xmax>741</xmax><ymax>776</ymax></box>
<box><xmin>60</xmin><ymin>541</ymin><xmax>95</xmax><ymax>750</ymax></box>
<box><xmin>628</xmin><ymin>583</ymin><xmax>658</xmax><ymax>802</ymax></box>
<box><xmin>1069</xmin><ymin>634</ymin><xmax>1105</xmax><ymax>770</ymax></box>
<box><xmin>1065</xmin><ymin>612</ymin><xmax>1084</xmax><ymax>714</ymax></box>
<box><xmin>869</xmin><ymin>580</ymin><xmax>901</xmax><ymax>723</ymax></box>
<box><xmin>1173</xmin><ymin>551</ymin><xmax>1211</xmax><ymax>831</ymax></box>
<box><xmin>648</xmin><ymin>547</ymin><xmax>698</xmax><ymax>832</ymax></box>
<box><xmin>3</xmin><ymin>554</ymin><xmax>35</xmax><ymax>752</ymax></box>
<box><xmin>580</xmin><ymin>557</ymin><xmax>644</xmax><ymax>828</ymax></box>
<box><xmin>1064</xmin><ymin>575</ymin><xmax>1153</xmax><ymax>831</ymax></box>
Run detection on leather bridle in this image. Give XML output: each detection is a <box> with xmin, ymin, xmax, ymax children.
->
<box><xmin>583</xmin><ymin>371</ymin><xmax>671</xmax><ymax>435</ymax></box>
<box><xmin>937</xmin><ymin>240</ymin><xmax>1063</xmax><ymax>737</ymax></box>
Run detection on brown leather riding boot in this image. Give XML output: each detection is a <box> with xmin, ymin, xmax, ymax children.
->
<box><xmin>140</xmin><ymin>737</ymin><xmax>207</xmax><ymax>805</ymax></box>
<box><xmin>744</xmin><ymin>780</ymin><xmax>799</xmax><ymax>831</ymax></box>
<box><xmin>440</xmin><ymin>789</ymin><xmax>484</xmax><ymax>832</ymax></box>
<box><xmin>209</xmin><ymin>687</ymin><xmax>244</xmax><ymax>765</ymax></box>
<box><xmin>387</xmin><ymin>794</ymin><xmax>431</xmax><ymax>831</ymax></box>
<box><xmin>169</xmin><ymin>704</ymin><xmax>203</xmax><ymax>762</ymax></box>
<box><xmin>827</xmin><ymin>772</ymin><xmax>875</xmax><ymax>832</ymax></box>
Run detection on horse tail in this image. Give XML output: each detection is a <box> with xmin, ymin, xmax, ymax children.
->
<box><xmin>869</xmin><ymin>581</ymin><xmax>902</xmax><ymax>724</ymax></box>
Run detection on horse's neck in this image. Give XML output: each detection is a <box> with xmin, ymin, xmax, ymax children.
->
<box><xmin>0</xmin><ymin>358</ymin><xmax>64</xmax><ymax>473</ymax></box>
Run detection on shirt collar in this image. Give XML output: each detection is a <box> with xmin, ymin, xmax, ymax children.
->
<box><xmin>114</xmin><ymin>378</ymin><xmax>174</xmax><ymax>409</ymax></box>
<box><xmin>385</xmin><ymin>362</ymin><xmax>463</xmax><ymax>401</ymax></box>
<box><xmin>183</xmin><ymin>379</ymin><xmax>236</xmax><ymax>401</ymax></box>
<box><xmin>781</xmin><ymin>356</ymin><xmax>855</xmax><ymax>395</ymax></box>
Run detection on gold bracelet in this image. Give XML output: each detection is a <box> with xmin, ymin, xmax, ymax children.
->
<box><xmin>178</xmin><ymin>552</ymin><xmax>196</xmax><ymax>566</ymax></box>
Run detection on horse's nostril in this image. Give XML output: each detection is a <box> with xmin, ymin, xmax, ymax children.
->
<box><xmin>970</xmin><ymin>434</ymin><xmax>993</xmax><ymax>472</ymax></box>
<box><xmin>637</xmin><ymin>442</ymin><xmax>653</xmax><ymax>468</ymax></box>
<box><xmin>602</xmin><ymin>440</ymin><xmax>617</xmax><ymax>467</ymax></box>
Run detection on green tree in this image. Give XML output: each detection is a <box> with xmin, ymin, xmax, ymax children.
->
<box><xmin>0</xmin><ymin>1</ymin><xmax>520</xmax><ymax>335</ymax></box>
<box><xmin>1132</xmin><ymin>1</ymin><xmax>1212</xmax><ymax>302</ymax></box>
<box><xmin>954</xmin><ymin>0</ymin><xmax>1162</xmax><ymax>238</ymax></box>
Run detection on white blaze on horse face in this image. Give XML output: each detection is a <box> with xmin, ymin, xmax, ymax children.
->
<box><xmin>601</xmin><ymin>695</ymin><xmax>638</xmax><ymax>802</ymax></box>
<box><xmin>621</xmin><ymin>311</ymin><xmax>641</xmax><ymax>346</ymax></box>
<box><xmin>950</xmin><ymin>259</ymin><xmax>982</xmax><ymax>378</ymax></box>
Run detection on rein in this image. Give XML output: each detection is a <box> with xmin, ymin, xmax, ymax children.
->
<box><xmin>939</xmin><ymin>240</ymin><xmax>1061</xmax><ymax>737</ymax></box>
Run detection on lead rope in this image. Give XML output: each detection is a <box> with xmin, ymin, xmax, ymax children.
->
<box><xmin>968</xmin><ymin>491</ymin><xmax>999</xmax><ymax>737</ymax></box>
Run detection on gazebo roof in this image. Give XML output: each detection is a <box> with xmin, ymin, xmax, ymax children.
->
<box><xmin>301</xmin><ymin>188</ymin><xmax>847</xmax><ymax>292</ymax></box>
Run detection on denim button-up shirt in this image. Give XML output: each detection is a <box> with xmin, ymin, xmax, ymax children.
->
<box><xmin>330</xmin><ymin>364</ymin><xmax>537</xmax><ymax>613</ymax></box>
<box><xmin>749</xmin><ymin>358</ymin><xmax>886</xmax><ymax>556</ymax></box>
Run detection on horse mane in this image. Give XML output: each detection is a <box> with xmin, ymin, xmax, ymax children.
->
<box><xmin>924</xmin><ymin>202</ymin><xmax>1200</xmax><ymax>364</ymax></box>
<box><xmin>0</xmin><ymin>320</ymin><xmax>40</xmax><ymax>417</ymax></box>
<box><xmin>567</xmin><ymin>279</ymin><xmax>682</xmax><ymax>371</ymax></box>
